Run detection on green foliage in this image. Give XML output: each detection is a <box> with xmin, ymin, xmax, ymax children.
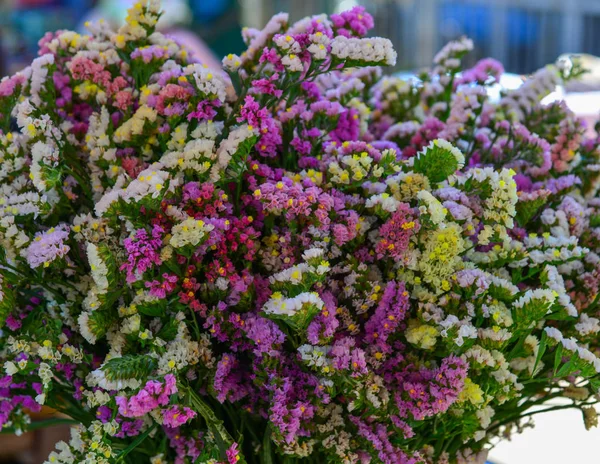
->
<box><xmin>515</xmin><ymin>195</ymin><xmax>548</xmax><ymax>227</ymax></box>
<box><xmin>102</xmin><ymin>355</ymin><xmax>157</xmax><ymax>382</ymax></box>
<box><xmin>413</xmin><ymin>142</ymin><xmax>460</xmax><ymax>183</ymax></box>
<box><xmin>87</xmin><ymin>310</ymin><xmax>112</xmax><ymax>341</ymax></box>
<box><xmin>0</xmin><ymin>275</ymin><xmax>15</xmax><ymax>329</ymax></box>
<box><xmin>157</xmin><ymin>318</ymin><xmax>179</xmax><ymax>341</ymax></box>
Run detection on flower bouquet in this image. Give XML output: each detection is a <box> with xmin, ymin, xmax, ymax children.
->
<box><xmin>1</xmin><ymin>1</ymin><xmax>600</xmax><ymax>463</ymax></box>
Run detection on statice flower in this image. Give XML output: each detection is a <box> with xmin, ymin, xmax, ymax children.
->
<box><xmin>2</xmin><ymin>2</ymin><xmax>600</xmax><ymax>463</ymax></box>
<box><xmin>23</xmin><ymin>225</ymin><xmax>70</xmax><ymax>269</ymax></box>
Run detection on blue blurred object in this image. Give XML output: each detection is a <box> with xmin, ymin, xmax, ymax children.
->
<box><xmin>439</xmin><ymin>3</ymin><xmax>491</xmax><ymax>43</ymax></box>
<box><xmin>189</xmin><ymin>0</ymin><xmax>230</xmax><ymax>23</ymax></box>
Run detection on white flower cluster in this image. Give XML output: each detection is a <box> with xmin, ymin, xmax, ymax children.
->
<box><xmin>161</xmin><ymin>137</ymin><xmax>217</xmax><ymax>176</ymax></box>
<box><xmin>86</xmin><ymin>106</ymin><xmax>115</xmax><ymax>163</ymax></box>
<box><xmin>543</xmin><ymin>265</ymin><xmax>577</xmax><ymax>317</ymax></box>
<box><xmin>263</xmin><ymin>291</ymin><xmax>324</xmax><ymax>317</ymax></box>
<box><xmin>298</xmin><ymin>344</ymin><xmax>331</xmax><ymax>369</ymax></box>
<box><xmin>30</xmin><ymin>54</ymin><xmax>54</xmax><ymax>106</ymax></box>
<box><xmin>156</xmin><ymin>316</ymin><xmax>201</xmax><ymax>374</ymax></box>
<box><xmin>241</xmin><ymin>12</ymin><xmax>289</xmax><ymax>63</ymax></box>
<box><xmin>78</xmin><ymin>311</ymin><xmax>98</xmax><ymax>345</ymax></box>
<box><xmin>169</xmin><ymin>217</ymin><xmax>214</xmax><ymax>249</ymax></box>
<box><xmin>439</xmin><ymin>315</ymin><xmax>478</xmax><ymax>346</ymax></box>
<box><xmin>308</xmin><ymin>32</ymin><xmax>330</xmax><ymax>60</ymax></box>
<box><xmin>86</xmin><ymin>243</ymin><xmax>109</xmax><ymax>293</ymax></box>
<box><xmin>95</xmin><ymin>167</ymin><xmax>174</xmax><ymax>216</ymax></box>
<box><xmin>417</xmin><ymin>190</ymin><xmax>447</xmax><ymax>225</ymax></box>
<box><xmin>575</xmin><ymin>313</ymin><xmax>600</xmax><ymax>336</ymax></box>
<box><xmin>222</xmin><ymin>53</ymin><xmax>242</xmax><ymax>72</ymax></box>
<box><xmin>466</xmin><ymin>167</ymin><xmax>517</xmax><ymax>228</ymax></box>
<box><xmin>525</xmin><ymin>234</ymin><xmax>587</xmax><ymax>266</ymax></box>
<box><xmin>331</xmin><ymin>36</ymin><xmax>397</xmax><ymax>66</ymax></box>
<box><xmin>44</xmin><ymin>422</ymin><xmax>115</xmax><ymax>464</ymax></box>
<box><xmin>214</xmin><ymin>124</ymin><xmax>257</xmax><ymax>181</ymax></box>
<box><xmin>544</xmin><ymin>327</ymin><xmax>600</xmax><ymax>373</ymax></box>
<box><xmin>86</xmin><ymin>366</ymin><xmax>142</xmax><ymax>392</ymax></box>
<box><xmin>513</xmin><ymin>289</ymin><xmax>556</xmax><ymax>314</ymax></box>
<box><xmin>502</xmin><ymin>65</ymin><xmax>562</xmax><ymax>120</ymax></box>
<box><xmin>365</xmin><ymin>192</ymin><xmax>401</xmax><ymax>213</ymax></box>
<box><xmin>186</xmin><ymin>65</ymin><xmax>228</xmax><ymax>103</ymax></box>
<box><xmin>433</xmin><ymin>37</ymin><xmax>473</xmax><ymax>70</ymax></box>
<box><xmin>30</xmin><ymin>141</ymin><xmax>59</xmax><ymax>192</ymax></box>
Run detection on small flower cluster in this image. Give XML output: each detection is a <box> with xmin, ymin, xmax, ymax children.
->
<box><xmin>1</xmin><ymin>2</ymin><xmax>600</xmax><ymax>464</ymax></box>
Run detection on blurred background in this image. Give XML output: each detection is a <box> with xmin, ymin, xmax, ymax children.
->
<box><xmin>3</xmin><ymin>0</ymin><xmax>600</xmax><ymax>76</ymax></box>
<box><xmin>1</xmin><ymin>0</ymin><xmax>600</xmax><ymax>463</ymax></box>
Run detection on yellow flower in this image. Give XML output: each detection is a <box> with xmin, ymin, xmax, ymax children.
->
<box><xmin>405</xmin><ymin>320</ymin><xmax>438</xmax><ymax>350</ymax></box>
<box><xmin>458</xmin><ymin>378</ymin><xmax>484</xmax><ymax>405</ymax></box>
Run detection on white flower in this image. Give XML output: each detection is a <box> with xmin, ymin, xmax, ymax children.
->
<box><xmin>263</xmin><ymin>291</ymin><xmax>324</xmax><ymax>317</ymax></box>
<box><xmin>86</xmin><ymin>368</ymin><xmax>141</xmax><ymax>391</ymax></box>
<box><xmin>366</xmin><ymin>193</ymin><xmax>400</xmax><ymax>213</ymax></box>
<box><xmin>222</xmin><ymin>53</ymin><xmax>241</xmax><ymax>72</ymax></box>
<box><xmin>331</xmin><ymin>36</ymin><xmax>396</xmax><ymax>66</ymax></box>
<box><xmin>30</xmin><ymin>141</ymin><xmax>59</xmax><ymax>192</ymax></box>
<box><xmin>170</xmin><ymin>217</ymin><xmax>214</xmax><ymax>248</ymax></box>
<box><xmin>78</xmin><ymin>311</ymin><xmax>97</xmax><ymax>344</ymax></box>
<box><xmin>298</xmin><ymin>344</ymin><xmax>331</xmax><ymax>368</ymax></box>
<box><xmin>302</xmin><ymin>248</ymin><xmax>325</xmax><ymax>261</ymax></box>
<box><xmin>38</xmin><ymin>362</ymin><xmax>53</xmax><ymax>385</ymax></box>
<box><xmin>4</xmin><ymin>361</ymin><xmax>18</xmax><ymax>375</ymax></box>
<box><xmin>417</xmin><ymin>190</ymin><xmax>447</xmax><ymax>225</ymax></box>
<box><xmin>576</xmin><ymin>313</ymin><xmax>600</xmax><ymax>336</ymax></box>
<box><xmin>544</xmin><ymin>327</ymin><xmax>563</xmax><ymax>342</ymax></box>
<box><xmin>281</xmin><ymin>54</ymin><xmax>304</xmax><ymax>72</ymax></box>
<box><xmin>86</xmin><ymin>243</ymin><xmax>109</xmax><ymax>293</ymax></box>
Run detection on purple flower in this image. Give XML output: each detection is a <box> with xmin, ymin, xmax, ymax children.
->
<box><xmin>163</xmin><ymin>405</ymin><xmax>197</xmax><ymax>428</ymax></box>
<box><xmin>24</xmin><ymin>225</ymin><xmax>70</xmax><ymax>269</ymax></box>
<box><xmin>120</xmin><ymin>225</ymin><xmax>164</xmax><ymax>283</ymax></box>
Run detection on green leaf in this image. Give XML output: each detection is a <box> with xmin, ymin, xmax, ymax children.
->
<box><xmin>157</xmin><ymin>318</ymin><xmax>179</xmax><ymax>341</ymax></box>
<box><xmin>86</xmin><ymin>310</ymin><xmax>111</xmax><ymax>341</ymax></box>
<box><xmin>186</xmin><ymin>387</ymin><xmax>245</xmax><ymax>463</ymax></box>
<box><xmin>590</xmin><ymin>215</ymin><xmax>600</xmax><ymax>228</ymax></box>
<box><xmin>102</xmin><ymin>355</ymin><xmax>157</xmax><ymax>382</ymax></box>
<box><xmin>413</xmin><ymin>140</ymin><xmax>462</xmax><ymax>183</ymax></box>
<box><xmin>553</xmin><ymin>344</ymin><xmax>564</xmax><ymax>376</ymax></box>
<box><xmin>515</xmin><ymin>194</ymin><xmax>549</xmax><ymax>227</ymax></box>
<box><xmin>0</xmin><ymin>277</ymin><xmax>15</xmax><ymax>329</ymax></box>
<box><xmin>262</xmin><ymin>425</ymin><xmax>274</xmax><ymax>464</ymax></box>
<box><xmin>556</xmin><ymin>360</ymin><xmax>575</xmax><ymax>378</ymax></box>
<box><xmin>588</xmin><ymin>377</ymin><xmax>600</xmax><ymax>393</ymax></box>
<box><xmin>531</xmin><ymin>330</ymin><xmax>547</xmax><ymax>377</ymax></box>
<box><xmin>138</xmin><ymin>299</ymin><xmax>167</xmax><ymax>317</ymax></box>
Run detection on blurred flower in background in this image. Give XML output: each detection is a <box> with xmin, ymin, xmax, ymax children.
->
<box><xmin>0</xmin><ymin>0</ymin><xmax>244</xmax><ymax>75</ymax></box>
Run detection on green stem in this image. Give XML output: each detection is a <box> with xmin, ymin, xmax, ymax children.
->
<box><xmin>115</xmin><ymin>423</ymin><xmax>157</xmax><ymax>462</ymax></box>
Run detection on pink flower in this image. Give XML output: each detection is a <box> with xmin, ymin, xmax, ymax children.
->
<box><xmin>163</xmin><ymin>405</ymin><xmax>197</xmax><ymax>428</ymax></box>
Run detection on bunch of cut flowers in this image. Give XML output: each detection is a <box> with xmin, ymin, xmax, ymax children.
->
<box><xmin>1</xmin><ymin>2</ymin><xmax>600</xmax><ymax>463</ymax></box>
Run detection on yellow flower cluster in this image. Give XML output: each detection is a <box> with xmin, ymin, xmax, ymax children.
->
<box><xmin>114</xmin><ymin>106</ymin><xmax>157</xmax><ymax>143</ymax></box>
<box><xmin>405</xmin><ymin>319</ymin><xmax>439</xmax><ymax>349</ymax></box>
<box><xmin>328</xmin><ymin>152</ymin><xmax>381</xmax><ymax>185</ymax></box>
<box><xmin>419</xmin><ymin>223</ymin><xmax>466</xmax><ymax>288</ymax></box>
<box><xmin>458</xmin><ymin>378</ymin><xmax>485</xmax><ymax>405</ymax></box>
<box><xmin>170</xmin><ymin>217</ymin><xmax>214</xmax><ymax>249</ymax></box>
<box><xmin>386</xmin><ymin>171</ymin><xmax>431</xmax><ymax>202</ymax></box>
<box><xmin>113</xmin><ymin>1</ymin><xmax>161</xmax><ymax>48</ymax></box>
